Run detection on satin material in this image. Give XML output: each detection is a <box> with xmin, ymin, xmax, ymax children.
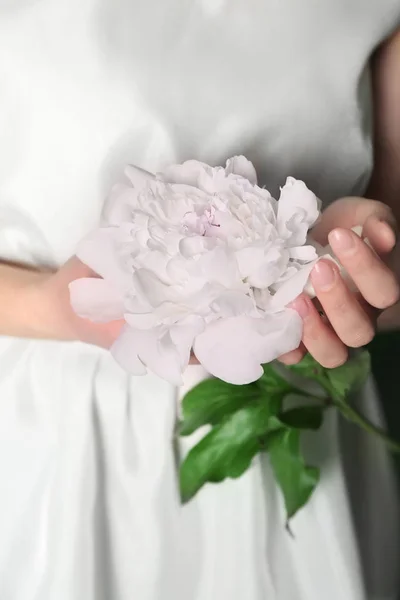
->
<box><xmin>0</xmin><ymin>1</ymin><xmax>399</xmax><ymax>598</ymax></box>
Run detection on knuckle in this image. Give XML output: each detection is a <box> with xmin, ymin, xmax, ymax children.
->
<box><xmin>307</xmin><ymin>322</ymin><xmax>323</xmax><ymax>342</ymax></box>
<box><xmin>329</xmin><ymin>295</ymin><xmax>349</xmax><ymax>315</ymax></box>
<box><xmin>348</xmin><ymin>246</ymin><xmax>375</xmax><ymax>275</ymax></box>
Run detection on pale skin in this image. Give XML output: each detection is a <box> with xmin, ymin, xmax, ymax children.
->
<box><xmin>280</xmin><ymin>27</ymin><xmax>400</xmax><ymax>366</ymax></box>
<box><xmin>2</xmin><ymin>29</ymin><xmax>400</xmax><ymax>366</ymax></box>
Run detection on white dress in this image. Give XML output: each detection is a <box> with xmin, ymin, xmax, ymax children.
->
<box><xmin>0</xmin><ymin>1</ymin><xmax>399</xmax><ymax>599</ymax></box>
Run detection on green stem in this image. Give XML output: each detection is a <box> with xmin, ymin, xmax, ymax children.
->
<box><xmin>315</xmin><ymin>377</ymin><xmax>400</xmax><ymax>454</ymax></box>
<box><xmin>337</xmin><ymin>401</ymin><xmax>400</xmax><ymax>453</ymax></box>
<box><xmin>288</xmin><ymin>387</ymin><xmax>319</xmax><ymax>400</ymax></box>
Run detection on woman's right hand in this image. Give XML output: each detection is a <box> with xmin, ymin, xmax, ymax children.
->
<box><xmin>0</xmin><ymin>256</ymin><xmax>123</xmax><ymax>346</ymax></box>
<box><xmin>35</xmin><ymin>256</ymin><xmax>125</xmax><ymax>348</ymax></box>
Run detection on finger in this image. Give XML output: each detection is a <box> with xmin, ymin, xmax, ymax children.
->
<box><xmin>311</xmin><ymin>198</ymin><xmax>397</xmax><ymax>245</ymax></box>
<box><xmin>290</xmin><ymin>295</ymin><xmax>348</xmax><ymax>368</ymax></box>
<box><xmin>310</xmin><ymin>260</ymin><xmax>376</xmax><ymax>348</ymax></box>
<box><xmin>278</xmin><ymin>344</ymin><xmax>306</xmax><ymax>365</ymax></box>
<box><xmin>94</xmin><ymin>320</ymin><xmax>126</xmax><ymax>348</ymax></box>
<box><xmin>328</xmin><ymin>228</ymin><xmax>400</xmax><ymax>309</ymax></box>
<box><xmin>354</xmin><ymin>291</ymin><xmax>380</xmax><ymax>322</ymax></box>
<box><xmin>189</xmin><ymin>352</ymin><xmax>200</xmax><ymax>365</ymax></box>
<box><xmin>58</xmin><ymin>256</ymin><xmax>101</xmax><ymax>287</ymax></box>
<box><xmin>362</xmin><ymin>214</ymin><xmax>397</xmax><ymax>255</ymax></box>
<box><xmin>357</xmin><ymin>200</ymin><xmax>397</xmax><ymax>234</ymax></box>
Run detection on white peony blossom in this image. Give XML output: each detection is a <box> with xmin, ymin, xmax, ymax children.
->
<box><xmin>70</xmin><ymin>156</ymin><xmax>325</xmax><ymax>385</ymax></box>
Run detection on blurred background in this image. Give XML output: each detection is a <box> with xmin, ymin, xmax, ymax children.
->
<box><xmin>371</xmin><ymin>330</ymin><xmax>400</xmax><ymax>479</ymax></box>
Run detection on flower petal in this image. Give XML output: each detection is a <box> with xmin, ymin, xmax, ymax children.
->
<box><xmin>270</xmin><ymin>261</ymin><xmax>318</xmax><ymax>308</ymax></box>
<box><xmin>102</xmin><ymin>184</ymin><xmax>135</xmax><ymax>226</ymax></box>
<box><xmin>110</xmin><ymin>325</ymin><xmax>147</xmax><ymax>376</ymax></box>
<box><xmin>277</xmin><ymin>177</ymin><xmax>320</xmax><ymax>246</ymax></box>
<box><xmin>193</xmin><ymin>311</ymin><xmax>302</xmax><ymax>384</ymax></box>
<box><xmin>170</xmin><ymin>315</ymin><xmax>205</xmax><ymax>369</ymax></box>
<box><xmin>210</xmin><ymin>290</ymin><xmax>256</xmax><ymax>318</ymax></box>
<box><xmin>124</xmin><ymin>310</ymin><xmax>158</xmax><ymax>329</ymax></box>
<box><xmin>76</xmin><ymin>227</ymin><xmax>130</xmax><ymax>288</ymax></box>
<box><xmin>102</xmin><ymin>166</ymin><xmax>155</xmax><ymax>226</ymax></box>
<box><xmin>288</xmin><ymin>245</ymin><xmax>318</xmax><ymax>261</ymax></box>
<box><xmin>225</xmin><ymin>155</ymin><xmax>258</xmax><ymax>185</ymax></box>
<box><xmin>111</xmin><ymin>325</ymin><xmax>183</xmax><ymax>384</ymax></box>
<box><xmin>303</xmin><ymin>253</ymin><xmax>340</xmax><ymax>297</ymax></box>
<box><xmin>179</xmin><ymin>235</ymin><xmax>210</xmax><ymax>258</ymax></box>
<box><xmin>133</xmin><ymin>269</ymin><xmax>180</xmax><ymax>307</ymax></box>
<box><xmin>159</xmin><ymin>160</ymin><xmax>210</xmax><ymax>186</ymax></box>
<box><xmin>69</xmin><ymin>278</ymin><xmax>125</xmax><ymax>322</ymax></box>
<box><xmin>124</xmin><ymin>164</ymin><xmax>155</xmax><ymax>188</ymax></box>
<box><xmin>236</xmin><ymin>245</ymin><xmax>289</xmax><ymax>289</ymax></box>
<box><xmin>195</xmin><ymin>247</ymin><xmax>242</xmax><ymax>288</ymax></box>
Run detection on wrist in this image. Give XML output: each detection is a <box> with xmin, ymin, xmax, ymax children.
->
<box><xmin>27</xmin><ymin>271</ymin><xmax>78</xmax><ymax>341</ymax></box>
<box><xmin>0</xmin><ymin>264</ymin><xmax>65</xmax><ymax>340</ymax></box>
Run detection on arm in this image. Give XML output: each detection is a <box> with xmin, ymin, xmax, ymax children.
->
<box><xmin>0</xmin><ymin>263</ymin><xmax>58</xmax><ymax>339</ymax></box>
<box><xmin>0</xmin><ymin>258</ymin><xmax>122</xmax><ymax>345</ymax></box>
<box><xmin>367</xmin><ymin>27</ymin><xmax>400</xmax><ymax>329</ymax></box>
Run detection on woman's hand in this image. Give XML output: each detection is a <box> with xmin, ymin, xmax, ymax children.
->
<box><xmin>280</xmin><ymin>197</ymin><xmax>399</xmax><ymax>367</ymax></box>
<box><xmin>0</xmin><ymin>255</ymin><xmax>124</xmax><ymax>348</ymax></box>
<box><xmin>25</xmin><ymin>257</ymin><xmax>125</xmax><ymax>348</ymax></box>
<box><xmin>13</xmin><ymin>195</ymin><xmax>398</xmax><ymax>370</ymax></box>
<box><xmin>51</xmin><ymin>197</ymin><xmax>398</xmax><ymax>368</ymax></box>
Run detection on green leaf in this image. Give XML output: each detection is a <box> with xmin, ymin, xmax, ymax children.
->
<box><xmin>264</xmin><ymin>406</ymin><xmax>324</xmax><ymax>435</ymax></box>
<box><xmin>180</xmin><ymin>398</ymin><xmax>280</xmax><ymax>503</ymax></box>
<box><xmin>279</xmin><ymin>405</ymin><xmax>324</xmax><ymax>430</ymax></box>
<box><xmin>286</xmin><ymin>350</ymin><xmax>371</xmax><ymax>404</ymax></box>
<box><xmin>225</xmin><ymin>438</ymin><xmax>261</xmax><ymax>478</ymax></box>
<box><xmin>324</xmin><ymin>350</ymin><xmax>371</xmax><ymax>401</ymax></box>
<box><xmin>268</xmin><ymin>428</ymin><xmax>320</xmax><ymax>521</ymax></box>
<box><xmin>258</xmin><ymin>363</ymin><xmax>296</xmax><ymax>396</ymax></box>
<box><xmin>179</xmin><ymin>378</ymin><xmax>258</xmax><ymax>436</ymax></box>
<box><xmin>286</xmin><ymin>353</ymin><xmax>323</xmax><ymax>379</ymax></box>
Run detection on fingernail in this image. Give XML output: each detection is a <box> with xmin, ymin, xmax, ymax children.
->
<box><xmin>290</xmin><ymin>296</ymin><xmax>310</xmax><ymax>319</ymax></box>
<box><xmin>312</xmin><ymin>261</ymin><xmax>336</xmax><ymax>291</ymax></box>
<box><xmin>328</xmin><ymin>229</ymin><xmax>355</xmax><ymax>254</ymax></box>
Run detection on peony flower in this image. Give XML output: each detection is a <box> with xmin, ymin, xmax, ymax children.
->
<box><xmin>70</xmin><ymin>156</ymin><xmax>325</xmax><ymax>385</ymax></box>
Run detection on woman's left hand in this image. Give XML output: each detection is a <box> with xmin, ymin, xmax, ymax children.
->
<box><xmin>280</xmin><ymin>196</ymin><xmax>400</xmax><ymax>367</ymax></box>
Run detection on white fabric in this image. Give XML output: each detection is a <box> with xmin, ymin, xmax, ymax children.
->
<box><xmin>0</xmin><ymin>1</ymin><xmax>399</xmax><ymax>599</ymax></box>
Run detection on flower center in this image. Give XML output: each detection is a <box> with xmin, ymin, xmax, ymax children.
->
<box><xmin>183</xmin><ymin>206</ymin><xmax>221</xmax><ymax>236</ymax></box>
